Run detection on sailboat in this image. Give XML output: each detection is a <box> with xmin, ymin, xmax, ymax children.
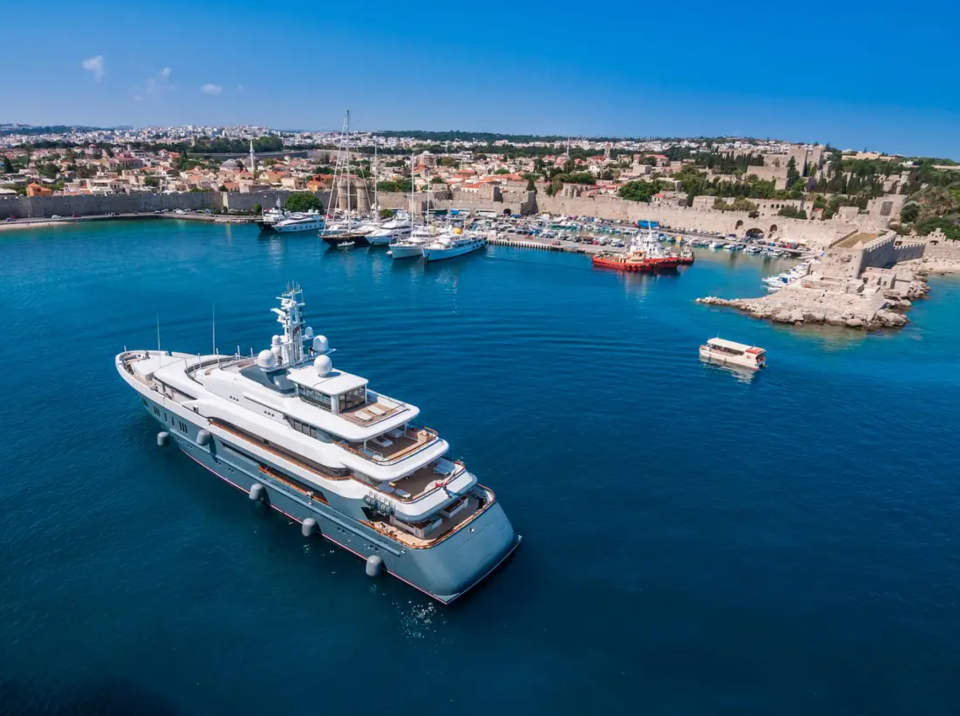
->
<box><xmin>320</xmin><ymin>110</ymin><xmax>375</xmax><ymax>247</ymax></box>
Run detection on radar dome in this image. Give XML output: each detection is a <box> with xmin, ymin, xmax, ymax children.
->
<box><xmin>257</xmin><ymin>349</ymin><xmax>278</xmax><ymax>371</ymax></box>
<box><xmin>304</xmin><ymin>326</ymin><xmax>314</xmax><ymax>339</ymax></box>
<box><xmin>312</xmin><ymin>335</ymin><xmax>330</xmax><ymax>354</ymax></box>
<box><xmin>271</xmin><ymin>335</ymin><xmax>282</xmax><ymax>347</ymax></box>
<box><xmin>314</xmin><ymin>354</ymin><xmax>333</xmax><ymax>376</ymax></box>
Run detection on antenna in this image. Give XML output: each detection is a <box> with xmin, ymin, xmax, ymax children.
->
<box><xmin>212</xmin><ymin>304</ymin><xmax>217</xmax><ymax>356</ymax></box>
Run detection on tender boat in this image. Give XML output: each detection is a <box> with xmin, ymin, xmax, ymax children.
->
<box><xmin>699</xmin><ymin>338</ymin><xmax>766</xmax><ymax>370</ymax></box>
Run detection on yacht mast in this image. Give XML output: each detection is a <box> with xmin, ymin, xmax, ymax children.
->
<box><xmin>374</xmin><ymin>144</ymin><xmax>379</xmax><ymax>215</ymax></box>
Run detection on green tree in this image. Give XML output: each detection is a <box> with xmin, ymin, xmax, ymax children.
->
<box><xmin>786</xmin><ymin>157</ymin><xmax>800</xmax><ymax>189</ymax></box>
<box><xmin>37</xmin><ymin>163</ymin><xmax>59</xmax><ymax>179</ymax></box>
<box><xmin>494</xmin><ymin>168</ymin><xmax>510</xmax><ymax>175</ymax></box>
<box><xmin>378</xmin><ymin>208</ymin><xmax>394</xmax><ymax>220</ymax></box>
<box><xmin>252</xmin><ymin>203</ymin><xmax>263</xmax><ymax>214</ymax></box>
<box><xmin>618</xmin><ymin>180</ymin><xmax>662</xmax><ymax>203</ymax></box>
<box><xmin>526</xmin><ymin>178</ymin><xmax>536</xmax><ymax>191</ymax></box>
<box><xmin>777</xmin><ymin>205</ymin><xmax>807</xmax><ymax>219</ymax></box>
<box><xmin>2</xmin><ymin>156</ymin><xmax>13</xmax><ymax>174</ymax></box>
<box><xmin>284</xmin><ymin>192</ymin><xmax>324</xmax><ymax>213</ymax></box>
<box><xmin>899</xmin><ymin>202</ymin><xmax>920</xmax><ymax>223</ymax></box>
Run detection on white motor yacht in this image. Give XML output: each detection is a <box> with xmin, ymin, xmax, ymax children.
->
<box><xmin>366</xmin><ymin>217</ymin><xmax>412</xmax><ymax>246</ymax></box>
<box><xmin>421</xmin><ymin>230</ymin><xmax>488</xmax><ymax>262</ymax></box>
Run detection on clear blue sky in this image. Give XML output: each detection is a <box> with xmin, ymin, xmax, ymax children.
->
<box><xmin>5</xmin><ymin>0</ymin><xmax>959</xmax><ymax>158</ymax></box>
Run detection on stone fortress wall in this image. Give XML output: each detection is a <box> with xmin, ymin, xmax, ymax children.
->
<box><xmin>0</xmin><ymin>183</ymin><xmax>932</xmax><ymax>256</ymax></box>
<box><xmin>820</xmin><ymin>231</ymin><xmax>928</xmax><ymax>280</ymax></box>
<box><xmin>0</xmin><ymin>190</ymin><xmax>331</xmax><ymax>219</ymax></box>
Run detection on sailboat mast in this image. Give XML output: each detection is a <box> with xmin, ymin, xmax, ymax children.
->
<box><xmin>345</xmin><ymin>109</ymin><xmax>351</xmax><ymax>216</ymax></box>
<box><xmin>374</xmin><ymin>144</ymin><xmax>379</xmax><ymax>215</ymax></box>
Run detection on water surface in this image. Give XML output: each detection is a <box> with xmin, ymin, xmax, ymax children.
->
<box><xmin>1</xmin><ymin>221</ymin><xmax>958</xmax><ymax>715</ymax></box>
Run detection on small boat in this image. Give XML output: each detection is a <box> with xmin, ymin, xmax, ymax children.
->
<box><xmin>700</xmin><ymin>338</ymin><xmax>766</xmax><ymax>370</ymax></box>
<box><xmin>678</xmin><ymin>247</ymin><xmax>695</xmax><ymax>266</ymax></box>
<box><xmin>337</xmin><ymin>241</ymin><xmax>356</xmax><ymax>249</ymax></box>
<box><xmin>709</xmin><ymin>240</ymin><xmax>724</xmax><ymax>250</ymax></box>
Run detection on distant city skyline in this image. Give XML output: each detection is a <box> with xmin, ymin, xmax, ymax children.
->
<box><xmin>5</xmin><ymin>0</ymin><xmax>960</xmax><ymax>159</ymax></box>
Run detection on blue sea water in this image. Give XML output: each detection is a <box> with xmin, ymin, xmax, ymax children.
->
<box><xmin>1</xmin><ymin>220</ymin><xmax>959</xmax><ymax>716</ymax></box>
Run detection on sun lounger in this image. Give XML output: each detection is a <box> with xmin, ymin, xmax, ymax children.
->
<box><xmin>367</xmin><ymin>405</ymin><xmax>385</xmax><ymax>416</ymax></box>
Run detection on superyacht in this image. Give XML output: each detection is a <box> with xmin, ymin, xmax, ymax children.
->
<box><xmin>116</xmin><ymin>286</ymin><xmax>520</xmax><ymax>603</ymax></box>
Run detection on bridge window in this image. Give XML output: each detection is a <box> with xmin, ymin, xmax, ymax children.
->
<box><xmin>298</xmin><ymin>386</ymin><xmax>332</xmax><ymax>411</ymax></box>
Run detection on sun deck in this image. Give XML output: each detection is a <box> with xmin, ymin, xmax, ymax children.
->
<box><xmin>339</xmin><ymin>395</ymin><xmax>408</xmax><ymax>426</ymax></box>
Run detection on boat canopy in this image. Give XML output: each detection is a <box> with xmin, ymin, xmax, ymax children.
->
<box><xmin>706</xmin><ymin>338</ymin><xmax>760</xmax><ymax>353</ymax></box>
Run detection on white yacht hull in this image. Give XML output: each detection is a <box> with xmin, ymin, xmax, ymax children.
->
<box><xmin>422</xmin><ymin>238</ymin><xmax>487</xmax><ymax>262</ymax></box>
<box><xmin>116</xmin><ymin>349</ymin><xmax>521</xmax><ymax>604</ymax></box>
<box><xmin>388</xmin><ymin>244</ymin><xmax>425</xmax><ymax>259</ymax></box>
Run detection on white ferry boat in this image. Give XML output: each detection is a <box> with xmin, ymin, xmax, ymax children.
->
<box><xmin>116</xmin><ymin>286</ymin><xmax>521</xmax><ymax>603</ymax></box>
<box><xmin>422</xmin><ymin>230</ymin><xmax>487</xmax><ymax>262</ymax></box>
<box><xmin>699</xmin><ymin>338</ymin><xmax>767</xmax><ymax>370</ymax></box>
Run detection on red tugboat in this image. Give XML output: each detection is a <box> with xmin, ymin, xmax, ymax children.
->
<box><xmin>592</xmin><ymin>229</ymin><xmax>682</xmax><ymax>272</ymax></box>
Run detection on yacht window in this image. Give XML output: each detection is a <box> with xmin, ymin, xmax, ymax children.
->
<box><xmin>298</xmin><ymin>386</ymin><xmax>332</xmax><ymax>411</ymax></box>
<box><xmin>339</xmin><ymin>387</ymin><xmax>366</xmax><ymax>412</ymax></box>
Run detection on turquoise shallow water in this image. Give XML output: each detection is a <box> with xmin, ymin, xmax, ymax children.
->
<box><xmin>1</xmin><ymin>220</ymin><xmax>959</xmax><ymax>715</ymax></box>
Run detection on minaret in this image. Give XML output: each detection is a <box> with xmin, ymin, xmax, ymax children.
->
<box><xmin>248</xmin><ymin>139</ymin><xmax>256</xmax><ymax>179</ymax></box>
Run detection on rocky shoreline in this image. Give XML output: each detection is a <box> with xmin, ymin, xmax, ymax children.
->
<box><xmin>696</xmin><ymin>273</ymin><xmax>931</xmax><ymax>330</ymax></box>
<box><xmin>696</xmin><ymin>295</ymin><xmax>914</xmax><ymax>329</ymax></box>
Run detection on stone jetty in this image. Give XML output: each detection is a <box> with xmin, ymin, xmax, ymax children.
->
<box><xmin>697</xmin><ymin>229</ymin><xmax>934</xmax><ymax>331</ymax></box>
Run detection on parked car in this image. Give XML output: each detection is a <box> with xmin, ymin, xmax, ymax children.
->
<box><xmin>71</xmin><ymin>214</ymin><xmax>80</xmax><ymax>218</ymax></box>
<box><xmin>4</xmin><ymin>216</ymin><xmax>16</xmax><ymax>222</ymax></box>
<box><xmin>51</xmin><ymin>214</ymin><xmax>62</xmax><ymax>219</ymax></box>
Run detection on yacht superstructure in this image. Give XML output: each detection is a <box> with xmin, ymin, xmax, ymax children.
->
<box><xmin>116</xmin><ymin>286</ymin><xmax>520</xmax><ymax>603</ymax></box>
<box><xmin>366</xmin><ymin>215</ymin><xmax>412</xmax><ymax>246</ymax></box>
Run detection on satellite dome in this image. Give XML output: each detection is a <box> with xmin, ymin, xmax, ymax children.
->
<box><xmin>314</xmin><ymin>354</ymin><xmax>333</xmax><ymax>376</ymax></box>
<box><xmin>257</xmin><ymin>349</ymin><xmax>278</xmax><ymax>370</ymax></box>
<box><xmin>312</xmin><ymin>335</ymin><xmax>330</xmax><ymax>354</ymax></box>
<box><xmin>304</xmin><ymin>326</ymin><xmax>314</xmax><ymax>339</ymax></box>
<box><xmin>271</xmin><ymin>335</ymin><xmax>282</xmax><ymax>347</ymax></box>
